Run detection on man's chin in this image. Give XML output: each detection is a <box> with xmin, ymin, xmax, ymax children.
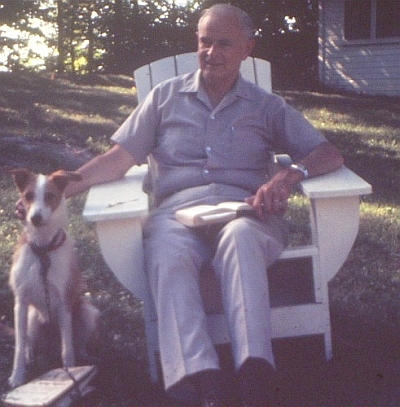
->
<box><xmin>202</xmin><ymin>69</ymin><xmax>224</xmax><ymax>84</ymax></box>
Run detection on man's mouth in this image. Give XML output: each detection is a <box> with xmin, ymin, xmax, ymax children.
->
<box><xmin>204</xmin><ymin>61</ymin><xmax>222</xmax><ymax>68</ymax></box>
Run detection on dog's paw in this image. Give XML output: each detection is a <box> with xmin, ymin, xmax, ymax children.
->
<box><xmin>8</xmin><ymin>370</ymin><xmax>26</xmax><ymax>389</ymax></box>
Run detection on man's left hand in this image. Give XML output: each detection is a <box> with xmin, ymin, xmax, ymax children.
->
<box><xmin>246</xmin><ymin>167</ymin><xmax>303</xmax><ymax>217</ymax></box>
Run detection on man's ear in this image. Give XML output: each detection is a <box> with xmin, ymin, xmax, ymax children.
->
<box><xmin>243</xmin><ymin>38</ymin><xmax>256</xmax><ymax>60</ymax></box>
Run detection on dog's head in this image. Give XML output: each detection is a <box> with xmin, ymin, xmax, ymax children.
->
<box><xmin>9</xmin><ymin>169</ymin><xmax>82</xmax><ymax>227</ymax></box>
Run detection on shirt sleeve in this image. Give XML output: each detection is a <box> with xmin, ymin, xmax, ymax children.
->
<box><xmin>111</xmin><ymin>88</ymin><xmax>159</xmax><ymax>165</ymax></box>
<box><xmin>270</xmin><ymin>97</ymin><xmax>327</xmax><ymax>163</ymax></box>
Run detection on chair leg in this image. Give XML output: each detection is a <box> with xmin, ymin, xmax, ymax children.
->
<box><xmin>324</xmin><ymin>331</ymin><xmax>333</xmax><ymax>360</ymax></box>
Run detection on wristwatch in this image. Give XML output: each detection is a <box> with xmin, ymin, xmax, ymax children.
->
<box><xmin>290</xmin><ymin>163</ymin><xmax>309</xmax><ymax>179</ymax></box>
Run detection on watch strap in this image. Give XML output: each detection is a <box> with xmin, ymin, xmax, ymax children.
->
<box><xmin>290</xmin><ymin>163</ymin><xmax>309</xmax><ymax>179</ymax></box>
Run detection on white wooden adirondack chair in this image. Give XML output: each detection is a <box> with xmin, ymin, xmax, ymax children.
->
<box><xmin>82</xmin><ymin>52</ymin><xmax>372</xmax><ymax>382</ymax></box>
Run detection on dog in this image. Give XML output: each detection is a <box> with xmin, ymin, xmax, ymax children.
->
<box><xmin>6</xmin><ymin>168</ymin><xmax>99</xmax><ymax>388</ymax></box>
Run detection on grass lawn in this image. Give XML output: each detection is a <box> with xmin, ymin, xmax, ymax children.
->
<box><xmin>0</xmin><ymin>72</ymin><xmax>399</xmax><ymax>406</ymax></box>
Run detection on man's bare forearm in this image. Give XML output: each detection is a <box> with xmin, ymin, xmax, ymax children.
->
<box><xmin>65</xmin><ymin>144</ymin><xmax>138</xmax><ymax>198</ymax></box>
<box><xmin>297</xmin><ymin>141</ymin><xmax>344</xmax><ymax>179</ymax></box>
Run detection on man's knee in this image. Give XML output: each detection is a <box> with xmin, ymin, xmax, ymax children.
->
<box><xmin>218</xmin><ymin>218</ymin><xmax>264</xmax><ymax>248</ymax></box>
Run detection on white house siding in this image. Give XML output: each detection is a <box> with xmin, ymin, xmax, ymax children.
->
<box><xmin>319</xmin><ymin>0</ymin><xmax>400</xmax><ymax>96</ymax></box>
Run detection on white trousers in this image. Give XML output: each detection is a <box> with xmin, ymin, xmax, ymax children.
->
<box><xmin>143</xmin><ymin>184</ymin><xmax>288</xmax><ymax>394</ymax></box>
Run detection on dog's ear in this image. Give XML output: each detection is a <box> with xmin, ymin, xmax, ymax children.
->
<box><xmin>50</xmin><ymin>170</ymin><xmax>82</xmax><ymax>192</ymax></box>
<box><xmin>8</xmin><ymin>168</ymin><xmax>35</xmax><ymax>193</ymax></box>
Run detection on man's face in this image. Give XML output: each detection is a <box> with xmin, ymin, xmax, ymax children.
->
<box><xmin>197</xmin><ymin>12</ymin><xmax>254</xmax><ymax>88</ymax></box>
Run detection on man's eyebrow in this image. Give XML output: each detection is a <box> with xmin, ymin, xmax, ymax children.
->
<box><xmin>219</xmin><ymin>39</ymin><xmax>232</xmax><ymax>45</ymax></box>
<box><xmin>198</xmin><ymin>37</ymin><xmax>233</xmax><ymax>45</ymax></box>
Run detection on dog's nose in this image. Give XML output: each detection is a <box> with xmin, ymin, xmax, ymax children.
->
<box><xmin>30</xmin><ymin>213</ymin><xmax>43</xmax><ymax>227</ymax></box>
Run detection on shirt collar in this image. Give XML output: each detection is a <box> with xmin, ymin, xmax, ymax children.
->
<box><xmin>179</xmin><ymin>69</ymin><xmax>257</xmax><ymax>103</ymax></box>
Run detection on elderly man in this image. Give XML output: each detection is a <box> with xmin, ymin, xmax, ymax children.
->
<box><xmin>60</xmin><ymin>4</ymin><xmax>343</xmax><ymax>407</ymax></box>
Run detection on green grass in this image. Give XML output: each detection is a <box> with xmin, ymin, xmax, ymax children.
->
<box><xmin>0</xmin><ymin>73</ymin><xmax>148</xmax><ymax>401</ymax></box>
<box><xmin>281</xmin><ymin>90</ymin><xmax>400</xmax><ymax>330</ymax></box>
<box><xmin>283</xmin><ymin>90</ymin><xmax>400</xmax><ymax>206</ymax></box>
<box><xmin>0</xmin><ymin>73</ymin><xmax>399</xmax><ymax>405</ymax></box>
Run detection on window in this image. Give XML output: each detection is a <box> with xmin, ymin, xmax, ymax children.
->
<box><xmin>344</xmin><ymin>0</ymin><xmax>400</xmax><ymax>41</ymax></box>
<box><xmin>344</xmin><ymin>1</ymin><xmax>371</xmax><ymax>40</ymax></box>
<box><xmin>376</xmin><ymin>0</ymin><xmax>400</xmax><ymax>38</ymax></box>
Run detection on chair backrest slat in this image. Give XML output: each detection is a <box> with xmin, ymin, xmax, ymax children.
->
<box><xmin>175</xmin><ymin>52</ymin><xmax>198</xmax><ymax>76</ymax></box>
<box><xmin>134</xmin><ymin>64</ymin><xmax>152</xmax><ymax>103</ymax></box>
<box><xmin>240</xmin><ymin>57</ymin><xmax>257</xmax><ymax>83</ymax></box>
<box><xmin>134</xmin><ymin>52</ymin><xmax>271</xmax><ymax>103</ymax></box>
<box><xmin>150</xmin><ymin>56</ymin><xmax>178</xmax><ymax>88</ymax></box>
<box><xmin>253</xmin><ymin>58</ymin><xmax>272</xmax><ymax>93</ymax></box>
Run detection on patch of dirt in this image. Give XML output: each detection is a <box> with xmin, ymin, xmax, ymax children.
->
<box><xmin>1</xmin><ymin>329</ymin><xmax>399</xmax><ymax>407</ymax></box>
<box><xmin>0</xmin><ymin>135</ymin><xmax>95</xmax><ymax>171</ymax></box>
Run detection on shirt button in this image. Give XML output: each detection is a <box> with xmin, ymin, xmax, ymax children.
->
<box><xmin>203</xmin><ymin>169</ymin><xmax>209</xmax><ymax>174</ymax></box>
<box><xmin>206</xmin><ymin>146</ymin><xmax>212</xmax><ymax>152</ymax></box>
<box><xmin>211</xmin><ymin>115</ymin><xmax>215</xmax><ymax>120</ymax></box>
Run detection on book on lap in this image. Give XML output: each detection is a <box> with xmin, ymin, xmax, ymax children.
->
<box><xmin>175</xmin><ymin>201</ymin><xmax>254</xmax><ymax>227</ymax></box>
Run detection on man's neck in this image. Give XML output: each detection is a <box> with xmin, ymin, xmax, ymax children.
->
<box><xmin>206</xmin><ymin>89</ymin><xmax>226</xmax><ymax>108</ymax></box>
<box><xmin>202</xmin><ymin>76</ymin><xmax>237</xmax><ymax>108</ymax></box>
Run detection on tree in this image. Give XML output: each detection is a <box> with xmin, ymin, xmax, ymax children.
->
<box><xmin>0</xmin><ymin>0</ymin><xmax>53</xmax><ymax>71</ymax></box>
<box><xmin>0</xmin><ymin>0</ymin><xmax>320</xmax><ymax>87</ymax></box>
<box><xmin>219</xmin><ymin>0</ymin><xmax>319</xmax><ymax>88</ymax></box>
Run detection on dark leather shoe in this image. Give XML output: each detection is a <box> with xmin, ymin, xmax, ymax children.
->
<box><xmin>238</xmin><ymin>358</ymin><xmax>275</xmax><ymax>407</ymax></box>
<box><xmin>189</xmin><ymin>369</ymin><xmax>225</xmax><ymax>407</ymax></box>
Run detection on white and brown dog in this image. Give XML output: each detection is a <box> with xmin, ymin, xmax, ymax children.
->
<box><xmin>7</xmin><ymin>168</ymin><xmax>99</xmax><ymax>388</ymax></box>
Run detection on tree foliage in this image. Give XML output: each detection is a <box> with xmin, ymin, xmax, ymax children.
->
<box><xmin>0</xmin><ymin>0</ymin><xmax>319</xmax><ymax>86</ymax></box>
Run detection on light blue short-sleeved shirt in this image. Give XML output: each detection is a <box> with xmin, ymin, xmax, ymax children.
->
<box><xmin>112</xmin><ymin>70</ymin><xmax>327</xmax><ymax>202</ymax></box>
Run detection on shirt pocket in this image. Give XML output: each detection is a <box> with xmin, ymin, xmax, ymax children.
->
<box><xmin>225</xmin><ymin>123</ymin><xmax>272</xmax><ymax>169</ymax></box>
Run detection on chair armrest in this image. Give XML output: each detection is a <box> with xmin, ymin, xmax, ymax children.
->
<box><xmin>82</xmin><ymin>164</ymin><xmax>372</xmax><ymax>223</ymax></box>
<box><xmin>82</xmin><ymin>165</ymin><xmax>149</xmax><ymax>222</ymax></box>
<box><xmin>299</xmin><ymin>166</ymin><xmax>372</xmax><ymax>199</ymax></box>
<box><xmin>275</xmin><ymin>154</ymin><xmax>372</xmax><ymax>199</ymax></box>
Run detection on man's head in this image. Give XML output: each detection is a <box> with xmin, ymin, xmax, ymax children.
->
<box><xmin>197</xmin><ymin>4</ymin><xmax>255</xmax><ymax>90</ymax></box>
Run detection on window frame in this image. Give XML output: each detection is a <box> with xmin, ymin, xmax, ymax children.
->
<box><xmin>343</xmin><ymin>0</ymin><xmax>400</xmax><ymax>44</ymax></box>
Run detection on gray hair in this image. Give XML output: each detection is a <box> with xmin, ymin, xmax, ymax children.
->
<box><xmin>198</xmin><ymin>3</ymin><xmax>255</xmax><ymax>39</ymax></box>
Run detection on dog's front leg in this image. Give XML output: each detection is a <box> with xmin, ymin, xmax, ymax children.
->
<box><xmin>9</xmin><ymin>299</ymin><xmax>29</xmax><ymax>388</ymax></box>
<box><xmin>58</xmin><ymin>310</ymin><xmax>75</xmax><ymax>368</ymax></box>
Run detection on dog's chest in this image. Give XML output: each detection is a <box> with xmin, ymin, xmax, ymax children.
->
<box><xmin>10</xmin><ymin>242</ymin><xmax>73</xmax><ymax>306</ymax></box>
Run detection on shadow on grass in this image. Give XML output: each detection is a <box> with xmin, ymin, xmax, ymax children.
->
<box><xmin>0</xmin><ymin>72</ymin><xmax>137</xmax><ymax>172</ymax></box>
<box><xmin>76</xmin><ymin>331</ymin><xmax>400</xmax><ymax>407</ymax></box>
<box><xmin>280</xmin><ymin>90</ymin><xmax>400</xmax><ymax>207</ymax></box>
<box><xmin>0</xmin><ymin>77</ymin><xmax>399</xmax><ymax>406</ymax></box>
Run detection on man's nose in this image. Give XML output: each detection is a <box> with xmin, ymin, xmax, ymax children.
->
<box><xmin>207</xmin><ymin>43</ymin><xmax>219</xmax><ymax>56</ymax></box>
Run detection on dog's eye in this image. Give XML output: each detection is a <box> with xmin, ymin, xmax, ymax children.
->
<box><xmin>24</xmin><ymin>191</ymin><xmax>34</xmax><ymax>202</ymax></box>
<box><xmin>44</xmin><ymin>192</ymin><xmax>56</xmax><ymax>203</ymax></box>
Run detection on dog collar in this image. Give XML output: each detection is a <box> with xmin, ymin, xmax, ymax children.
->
<box><xmin>30</xmin><ymin>229</ymin><xmax>67</xmax><ymax>275</ymax></box>
<box><xmin>29</xmin><ymin>228</ymin><xmax>67</xmax><ymax>317</ymax></box>
<box><xmin>30</xmin><ymin>228</ymin><xmax>66</xmax><ymax>253</ymax></box>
